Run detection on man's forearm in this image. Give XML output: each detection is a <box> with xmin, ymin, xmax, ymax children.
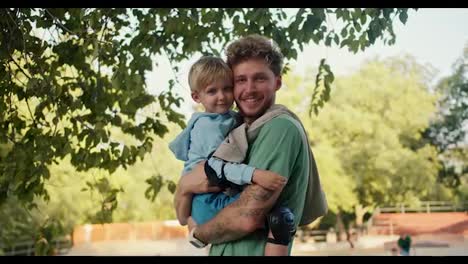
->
<box><xmin>174</xmin><ymin>178</ymin><xmax>193</xmax><ymax>225</ymax></box>
<box><xmin>195</xmin><ymin>183</ymin><xmax>279</xmax><ymax>244</ymax></box>
<box><xmin>174</xmin><ymin>187</ymin><xmax>192</xmax><ymax>225</ymax></box>
<box><xmin>173</xmin><ymin>162</ymin><xmax>223</xmax><ymax>225</ymax></box>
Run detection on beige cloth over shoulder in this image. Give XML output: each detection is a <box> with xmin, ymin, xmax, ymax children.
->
<box><xmin>213</xmin><ymin>104</ymin><xmax>328</xmax><ymax>226</ymax></box>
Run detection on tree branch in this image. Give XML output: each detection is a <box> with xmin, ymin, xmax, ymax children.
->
<box><xmin>9</xmin><ymin>55</ymin><xmax>32</xmax><ymax>80</ymax></box>
<box><xmin>44</xmin><ymin>8</ymin><xmax>77</xmax><ymax>36</ymax></box>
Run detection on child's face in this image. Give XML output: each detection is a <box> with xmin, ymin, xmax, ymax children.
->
<box><xmin>192</xmin><ymin>78</ymin><xmax>234</xmax><ymax>114</ymax></box>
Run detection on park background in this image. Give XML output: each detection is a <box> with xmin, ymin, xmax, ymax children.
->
<box><xmin>0</xmin><ymin>8</ymin><xmax>467</xmax><ymax>255</ymax></box>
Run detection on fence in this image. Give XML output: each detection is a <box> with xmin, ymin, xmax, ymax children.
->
<box><xmin>378</xmin><ymin>201</ymin><xmax>468</xmax><ymax>214</ymax></box>
<box><xmin>295</xmin><ymin>229</ymin><xmax>328</xmax><ymax>243</ymax></box>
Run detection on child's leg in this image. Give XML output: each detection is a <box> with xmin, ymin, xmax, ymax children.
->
<box><xmin>264</xmin><ymin>206</ymin><xmax>296</xmax><ymax>256</ymax></box>
<box><xmin>264</xmin><ymin>230</ymin><xmax>289</xmax><ymax>256</ymax></box>
<box><xmin>191</xmin><ymin>192</ymin><xmax>241</xmax><ymax>225</ymax></box>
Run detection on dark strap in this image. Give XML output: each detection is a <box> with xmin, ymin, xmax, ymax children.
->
<box><xmin>266</xmin><ymin>206</ymin><xmax>296</xmax><ymax>246</ymax></box>
<box><xmin>204</xmin><ymin>151</ymin><xmax>231</xmax><ymax>189</ymax></box>
<box><xmin>266</xmin><ymin>237</ymin><xmax>289</xmax><ymax>246</ymax></box>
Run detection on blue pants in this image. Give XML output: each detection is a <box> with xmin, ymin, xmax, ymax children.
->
<box><xmin>191</xmin><ymin>192</ymin><xmax>241</xmax><ymax>225</ymax></box>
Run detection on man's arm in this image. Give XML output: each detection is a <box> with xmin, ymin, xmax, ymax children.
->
<box><xmin>173</xmin><ymin>178</ymin><xmax>193</xmax><ymax>226</ymax></box>
<box><xmin>174</xmin><ymin>163</ymin><xmax>222</xmax><ymax>225</ymax></box>
<box><xmin>195</xmin><ymin>181</ymin><xmax>283</xmax><ymax>244</ymax></box>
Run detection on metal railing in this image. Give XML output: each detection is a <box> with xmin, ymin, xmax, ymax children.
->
<box><xmin>378</xmin><ymin>201</ymin><xmax>468</xmax><ymax>214</ymax></box>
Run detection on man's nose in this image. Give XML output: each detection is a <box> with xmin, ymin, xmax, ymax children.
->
<box><xmin>245</xmin><ymin>79</ymin><xmax>256</xmax><ymax>92</ymax></box>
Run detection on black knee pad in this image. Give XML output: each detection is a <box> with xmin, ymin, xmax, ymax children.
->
<box><xmin>267</xmin><ymin>206</ymin><xmax>296</xmax><ymax>245</ymax></box>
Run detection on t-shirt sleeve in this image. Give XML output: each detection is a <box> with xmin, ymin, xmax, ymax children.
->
<box><xmin>247</xmin><ymin>117</ymin><xmax>303</xmax><ymax>180</ymax></box>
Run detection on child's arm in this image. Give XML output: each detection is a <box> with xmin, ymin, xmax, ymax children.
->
<box><xmin>264</xmin><ymin>230</ymin><xmax>289</xmax><ymax>256</ymax></box>
<box><xmin>252</xmin><ymin>169</ymin><xmax>287</xmax><ymax>191</ymax></box>
<box><xmin>208</xmin><ymin>157</ymin><xmax>287</xmax><ymax>190</ymax></box>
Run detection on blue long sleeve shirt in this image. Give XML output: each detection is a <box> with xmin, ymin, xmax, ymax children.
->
<box><xmin>169</xmin><ymin>111</ymin><xmax>255</xmax><ymax>224</ymax></box>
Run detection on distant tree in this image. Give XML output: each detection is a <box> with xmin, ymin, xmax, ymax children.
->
<box><xmin>279</xmin><ymin>55</ymin><xmax>440</xmax><ymax>226</ymax></box>
<box><xmin>424</xmin><ymin>43</ymin><xmax>468</xmax><ymax>198</ymax></box>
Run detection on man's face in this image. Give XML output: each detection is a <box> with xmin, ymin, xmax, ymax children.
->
<box><xmin>232</xmin><ymin>58</ymin><xmax>281</xmax><ymax>123</ymax></box>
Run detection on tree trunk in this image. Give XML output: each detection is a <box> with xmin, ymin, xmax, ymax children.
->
<box><xmin>335</xmin><ymin>210</ymin><xmax>346</xmax><ymax>242</ymax></box>
<box><xmin>355</xmin><ymin>204</ymin><xmax>370</xmax><ymax>234</ymax></box>
<box><xmin>355</xmin><ymin>204</ymin><xmax>364</xmax><ymax>226</ymax></box>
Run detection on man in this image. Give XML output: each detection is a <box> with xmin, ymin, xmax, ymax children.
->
<box><xmin>397</xmin><ymin>233</ymin><xmax>412</xmax><ymax>256</ymax></box>
<box><xmin>174</xmin><ymin>34</ymin><xmax>326</xmax><ymax>256</ymax></box>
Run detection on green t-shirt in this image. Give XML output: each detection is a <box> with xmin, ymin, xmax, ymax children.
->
<box><xmin>209</xmin><ymin>114</ymin><xmax>310</xmax><ymax>256</ymax></box>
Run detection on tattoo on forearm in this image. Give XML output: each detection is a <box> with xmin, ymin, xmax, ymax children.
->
<box><xmin>250</xmin><ymin>185</ymin><xmax>274</xmax><ymax>201</ymax></box>
<box><xmin>201</xmin><ymin>218</ymin><xmax>248</xmax><ymax>244</ymax></box>
<box><xmin>197</xmin><ymin>184</ymin><xmax>276</xmax><ymax>244</ymax></box>
<box><xmin>212</xmin><ymin>221</ymin><xmax>226</xmax><ymax>240</ymax></box>
<box><xmin>239</xmin><ymin>208</ymin><xmax>264</xmax><ymax>218</ymax></box>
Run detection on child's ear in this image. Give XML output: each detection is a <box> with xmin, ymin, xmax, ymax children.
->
<box><xmin>191</xmin><ymin>91</ymin><xmax>201</xmax><ymax>103</ymax></box>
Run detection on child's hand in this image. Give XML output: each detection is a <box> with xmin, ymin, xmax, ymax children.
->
<box><xmin>252</xmin><ymin>170</ymin><xmax>287</xmax><ymax>191</ymax></box>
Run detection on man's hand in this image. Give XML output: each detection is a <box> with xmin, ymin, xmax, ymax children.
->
<box><xmin>174</xmin><ymin>161</ymin><xmax>222</xmax><ymax>226</ymax></box>
<box><xmin>180</xmin><ymin>161</ymin><xmax>222</xmax><ymax>195</ymax></box>
<box><xmin>252</xmin><ymin>169</ymin><xmax>287</xmax><ymax>191</ymax></box>
<box><xmin>187</xmin><ymin>216</ymin><xmax>197</xmax><ymax>233</ymax></box>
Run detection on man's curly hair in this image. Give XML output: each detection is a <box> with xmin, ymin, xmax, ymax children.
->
<box><xmin>225</xmin><ymin>34</ymin><xmax>284</xmax><ymax>76</ymax></box>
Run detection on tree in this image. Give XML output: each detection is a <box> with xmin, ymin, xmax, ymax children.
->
<box><xmin>278</xmin><ymin>55</ymin><xmax>441</xmax><ymax>227</ymax></box>
<box><xmin>278</xmin><ymin>74</ymin><xmax>358</xmax><ymax>240</ymax></box>
<box><xmin>277</xmin><ymin>74</ymin><xmax>358</xmax><ymax>215</ymax></box>
<box><xmin>0</xmin><ymin>8</ymin><xmax>415</xmax><ymax>213</ymax></box>
<box><xmin>425</xmin><ymin>43</ymin><xmax>468</xmax><ymax>192</ymax></box>
<box><xmin>0</xmin><ymin>121</ymin><xmax>185</xmax><ymax>253</ymax></box>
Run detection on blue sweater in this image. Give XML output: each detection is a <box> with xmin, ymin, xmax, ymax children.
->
<box><xmin>169</xmin><ymin>111</ymin><xmax>254</xmax><ymax>224</ymax></box>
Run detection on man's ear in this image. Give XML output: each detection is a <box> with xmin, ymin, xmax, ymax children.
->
<box><xmin>191</xmin><ymin>91</ymin><xmax>201</xmax><ymax>103</ymax></box>
<box><xmin>275</xmin><ymin>76</ymin><xmax>282</xmax><ymax>91</ymax></box>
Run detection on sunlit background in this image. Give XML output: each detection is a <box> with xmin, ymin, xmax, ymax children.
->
<box><xmin>1</xmin><ymin>8</ymin><xmax>467</xmax><ymax>256</ymax></box>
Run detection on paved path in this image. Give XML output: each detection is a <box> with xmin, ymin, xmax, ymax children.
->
<box><xmin>65</xmin><ymin>239</ymin><xmax>207</xmax><ymax>256</ymax></box>
<box><xmin>64</xmin><ymin>236</ymin><xmax>468</xmax><ymax>256</ymax></box>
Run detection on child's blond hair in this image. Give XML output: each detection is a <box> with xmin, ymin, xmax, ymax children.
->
<box><xmin>188</xmin><ymin>56</ymin><xmax>233</xmax><ymax>92</ymax></box>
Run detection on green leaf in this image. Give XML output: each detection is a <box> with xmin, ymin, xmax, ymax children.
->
<box><xmin>399</xmin><ymin>11</ymin><xmax>408</xmax><ymax>24</ymax></box>
<box><xmin>325</xmin><ymin>36</ymin><xmax>332</xmax><ymax>46</ymax></box>
<box><xmin>340</xmin><ymin>27</ymin><xmax>348</xmax><ymax>38</ymax></box>
<box><xmin>303</xmin><ymin>14</ymin><xmax>322</xmax><ymax>33</ymax></box>
<box><xmin>383</xmin><ymin>8</ymin><xmax>393</xmax><ymax>19</ymax></box>
<box><xmin>360</xmin><ymin>14</ymin><xmax>367</xmax><ymax>25</ymax></box>
<box><xmin>354</xmin><ymin>22</ymin><xmax>362</xmax><ymax>32</ymax></box>
<box><xmin>138</xmin><ymin>147</ymin><xmax>146</xmax><ymax>159</ymax></box>
<box><xmin>166</xmin><ymin>180</ymin><xmax>176</xmax><ymax>194</ymax></box>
